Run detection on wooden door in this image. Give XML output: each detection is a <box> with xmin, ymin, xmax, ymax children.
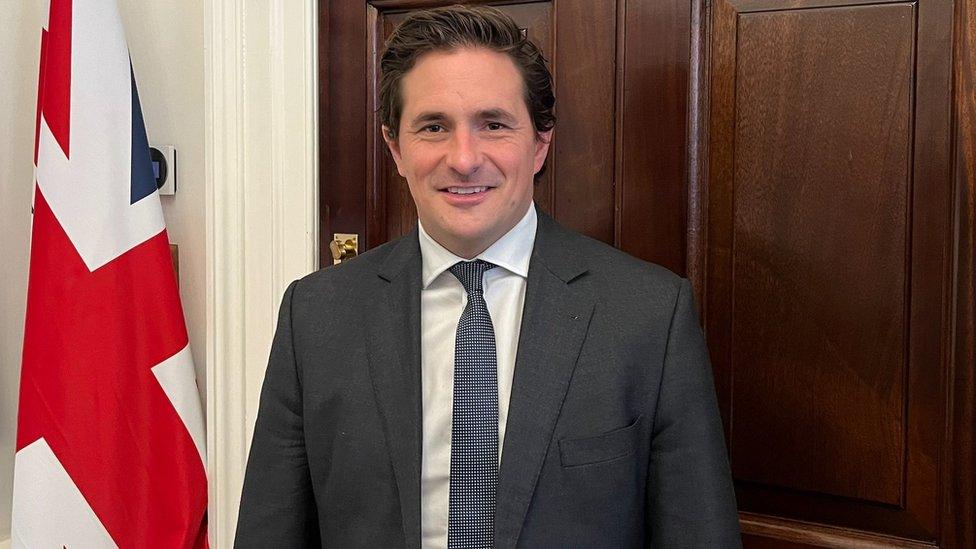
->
<box><xmin>704</xmin><ymin>0</ymin><xmax>974</xmax><ymax>546</ymax></box>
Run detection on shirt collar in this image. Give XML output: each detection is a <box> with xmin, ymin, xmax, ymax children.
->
<box><xmin>418</xmin><ymin>202</ymin><xmax>537</xmax><ymax>289</ymax></box>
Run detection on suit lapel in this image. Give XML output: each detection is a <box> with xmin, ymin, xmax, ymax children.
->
<box><xmin>366</xmin><ymin>232</ymin><xmax>424</xmax><ymax>549</ymax></box>
<box><xmin>494</xmin><ymin>211</ymin><xmax>595</xmax><ymax>548</ymax></box>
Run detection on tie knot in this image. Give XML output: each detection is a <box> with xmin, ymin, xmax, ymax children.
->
<box><xmin>449</xmin><ymin>260</ymin><xmax>496</xmax><ymax>294</ymax></box>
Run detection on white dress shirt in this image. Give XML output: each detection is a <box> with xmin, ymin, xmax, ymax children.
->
<box><xmin>418</xmin><ymin>203</ymin><xmax>537</xmax><ymax>548</ymax></box>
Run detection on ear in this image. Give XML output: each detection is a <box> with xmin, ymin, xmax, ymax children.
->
<box><xmin>533</xmin><ymin>129</ymin><xmax>553</xmax><ymax>174</ymax></box>
<box><xmin>382</xmin><ymin>126</ymin><xmax>406</xmax><ymax>177</ymax></box>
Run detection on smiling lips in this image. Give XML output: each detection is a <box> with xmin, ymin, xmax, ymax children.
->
<box><xmin>439</xmin><ymin>185</ymin><xmax>493</xmax><ymax>206</ymax></box>
<box><xmin>445</xmin><ymin>186</ymin><xmax>490</xmax><ymax>194</ymax></box>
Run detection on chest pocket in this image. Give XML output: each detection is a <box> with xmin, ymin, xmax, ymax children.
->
<box><xmin>558</xmin><ymin>415</ymin><xmax>643</xmax><ymax>468</ymax></box>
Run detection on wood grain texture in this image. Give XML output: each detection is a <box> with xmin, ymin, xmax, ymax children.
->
<box><xmin>686</xmin><ymin>0</ymin><xmax>709</xmax><ymax>305</ymax></box>
<box><xmin>705</xmin><ymin>0</ymin><xmax>744</xmax><ymax>467</ymax></box>
<box><xmin>320</xmin><ymin>1</ymin><xmax>368</xmax><ymax>255</ymax></box>
<box><xmin>707</xmin><ymin>0</ymin><xmax>957</xmax><ymax>543</ymax></box>
<box><xmin>904</xmin><ymin>0</ymin><xmax>955</xmax><ymax>536</ymax></box>
<box><xmin>549</xmin><ymin>0</ymin><xmax>615</xmax><ymax>242</ymax></box>
<box><xmin>317</xmin><ymin>0</ymin><xmax>332</xmax><ymax>264</ymax></box>
<box><xmin>946</xmin><ymin>0</ymin><xmax>976</xmax><ymax>545</ymax></box>
<box><xmin>616</xmin><ymin>0</ymin><xmax>692</xmax><ymax>274</ymax></box>
<box><xmin>740</xmin><ymin>513</ymin><xmax>938</xmax><ymax>549</ymax></box>
<box><xmin>367</xmin><ymin>6</ymin><xmax>387</xmax><ymax>247</ymax></box>
<box><xmin>730</xmin><ymin>0</ymin><xmax>905</xmax><ymax>12</ymax></box>
<box><xmin>730</xmin><ymin>2</ymin><xmax>914</xmax><ymax>506</ymax></box>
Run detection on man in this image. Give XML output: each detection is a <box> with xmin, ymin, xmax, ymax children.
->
<box><xmin>236</xmin><ymin>5</ymin><xmax>740</xmax><ymax>548</ymax></box>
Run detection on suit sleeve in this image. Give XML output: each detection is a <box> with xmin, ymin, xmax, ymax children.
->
<box><xmin>645</xmin><ymin>278</ymin><xmax>742</xmax><ymax>548</ymax></box>
<box><xmin>235</xmin><ymin>280</ymin><xmax>321</xmax><ymax>547</ymax></box>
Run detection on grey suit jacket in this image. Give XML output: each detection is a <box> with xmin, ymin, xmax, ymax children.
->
<box><xmin>235</xmin><ymin>209</ymin><xmax>741</xmax><ymax>548</ymax></box>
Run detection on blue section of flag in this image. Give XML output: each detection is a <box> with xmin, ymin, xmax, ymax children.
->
<box><xmin>129</xmin><ymin>64</ymin><xmax>156</xmax><ymax>204</ymax></box>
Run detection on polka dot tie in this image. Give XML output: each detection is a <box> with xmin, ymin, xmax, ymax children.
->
<box><xmin>447</xmin><ymin>260</ymin><xmax>498</xmax><ymax>549</ymax></box>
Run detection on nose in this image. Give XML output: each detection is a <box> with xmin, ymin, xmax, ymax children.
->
<box><xmin>445</xmin><ymin>127</ymin><xmax>480</xmax><ymax>178</ymax></box>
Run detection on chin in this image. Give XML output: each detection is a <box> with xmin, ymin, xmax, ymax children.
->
<box><xmin>447</xmin><ymin>226</ymin><xmax>491</xmax><ymax>243</ymax></box>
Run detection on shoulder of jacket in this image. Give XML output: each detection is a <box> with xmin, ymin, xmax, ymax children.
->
<box><xmin>570</xmin><ymin>232</ymin><xmax>685</xmax><ymax>293</ymax></box>
<box><xmin>289</xmin><ymin>235</ymin><xmax>404</xmax><ymax>295</ymax></box>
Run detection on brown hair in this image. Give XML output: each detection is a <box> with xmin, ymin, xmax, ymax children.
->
<box><xmin>379</xmin><ymin>5</ymin><xmax>556</xmax><ymax>143</ymax></box>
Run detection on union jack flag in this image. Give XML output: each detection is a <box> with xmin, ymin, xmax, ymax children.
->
<box><xmin>12</xmin><ymin>0</ymin><xmax>208</xmax><ymax>546</ymax></box>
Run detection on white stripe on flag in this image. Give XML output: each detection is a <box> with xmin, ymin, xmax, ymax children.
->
<box><xmin>152</xmin><ymin>345</ymin><xmax>207</xmax><ymax>467</ymax></box>
<box><xmin>11</xmin><ymin>438</ymin><xmax>117</xmax><ymax>548</ymax></box>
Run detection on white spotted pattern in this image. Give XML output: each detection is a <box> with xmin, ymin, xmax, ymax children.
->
<box><xmin>447</xmin><ymin>260</ymin><xmax>498</xmax><ymax>549</ymax></box>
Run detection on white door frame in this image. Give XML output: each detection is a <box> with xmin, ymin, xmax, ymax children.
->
<box><xmin>204</xmin><ymin>1</ymin><xmax>318</xmax><ymax>545</ymax></box>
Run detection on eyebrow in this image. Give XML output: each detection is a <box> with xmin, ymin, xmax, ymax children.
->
<box><xmin>407</xmin><ymin>108</ymin><xmax>519</xmax><ymax>128</ymax></box>
<box><xmin>409</xmin><ymin>112</ymin><xmax>448</xmax><ymax>127</ymax></box>
<box><xmin>476</xmin><ymin>108</ymin><xmax>518</xmax><ymax>124</ymax></box>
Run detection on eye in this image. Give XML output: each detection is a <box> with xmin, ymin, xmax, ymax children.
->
<box><xmin>486</xmin><ymin>122</ymin><xmax>507</xmax><ymax>131</ymax></box>
<box><xmin>421</xmin><ymin>124</ymin><xmax>445</xmax><ymax>133</ymax></box>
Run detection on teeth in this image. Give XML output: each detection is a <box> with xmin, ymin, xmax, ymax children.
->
<box><xmin>447</xmin><ymin>186</ymin><xmax>488</xmax><ymax>195</ymax></box>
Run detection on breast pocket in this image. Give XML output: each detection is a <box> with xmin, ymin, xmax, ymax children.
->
<box><xmin>558</xmin><ymin>415</ymin><xmax>643</xmax><ymax>468</ymax></box>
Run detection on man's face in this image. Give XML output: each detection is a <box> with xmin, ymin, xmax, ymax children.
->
<box><xmin>384</xmin><ymin>47</ymin><xmax>552</xmax><ymax>259</ymax></box>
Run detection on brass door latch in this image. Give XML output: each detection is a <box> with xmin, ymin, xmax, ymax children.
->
<box><xmin>330</xmin><ymin>233</ymin><xmax>359</xmax><ymax>265</ymax></box>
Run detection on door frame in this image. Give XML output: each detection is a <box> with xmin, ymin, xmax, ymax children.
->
<box><xmin>203</xmin><ymin>0</ymin><xmax>319</xmax><ymax>545</ymax></box>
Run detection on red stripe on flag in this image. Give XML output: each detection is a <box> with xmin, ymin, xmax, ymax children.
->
<box><xmin>18</xmin><ymin>190</ymin><xmax>207</xmax><ymax>548</ymax></box>
<box><xmin>38</xmin><ymin>0</ymin><xmax>72</xmax><ymax>157</ymax></box>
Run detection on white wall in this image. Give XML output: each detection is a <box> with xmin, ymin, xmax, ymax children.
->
<box><xmin>0</xmin><ymin>2</ymin><xmax>46</xmax><ymax>541</ymax></box>
<box><xmin>0</xmin><ymin>0</ymin><xmax>206</xmax><ymax>541</ymax></box>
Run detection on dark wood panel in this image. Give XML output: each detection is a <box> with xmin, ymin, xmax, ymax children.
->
<box><xmin>946</xmin><ymin>0</ymin><xmax>976</xmax><ymax>545</ymax></box>
<box><xmin>706</xmin><ymin>0</ymin><xmax>739</xmax><ymax>455</ymax></box>
<box><xmin>736</xmin><ymin>480</ymin><xmax>935</xmax><ymax>543</ymax></box>
<box><xmin>729</xmin><ymin>3</ymin><xmax>914</xmax><ymax>506</ymax></box>
<box><xmin>616</xmin><ymin>0</ymin><xmax>691</xmax><ymax>273</ymax></box>
<box><xmin>740</xmin><ymin>513</ymin><xmax>938</xmax><ymax>549</ymax></box>
<box><xmin>549</xmin><ymin>0</ymin><xmax>615</xmax><ymax>242</ymax></box>
<box><xmin>687</xmin><ymin>0</ymin><xmax>709</xmax><ymax>301</ymax></box>
<box><xmin>707</xmin><ymin>0</ymin><xmax>956</xmax><ymax>543</ymax></box>
<box><xmin>904</xmin><ymin>0</ymin><xmax>954</xmax><ymax>535</ymax></box>
<box><xmin>318</xmin><ymin>0</ymin><xmax>332</xmax><ymax>262</ymax></box>
<box><xmin>731</xmin><ymin>0</ymin><xmax>906</xmax><ymax>12</ymax></box>
<box><xmin>321</xmin><ymin>1</ymin><xmax>369</xmax><ymax>255</ymax></box>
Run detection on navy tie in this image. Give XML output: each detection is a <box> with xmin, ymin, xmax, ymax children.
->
<box><xmin>447</xmin><ymin>260</ymin><xmax>498</xmax><ymax>549</ymax></box>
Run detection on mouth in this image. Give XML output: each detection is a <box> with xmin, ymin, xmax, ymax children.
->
<box><xmin>441</xmin><ymin>186</ymin><xmax>492</xmax><ymax>195</ymax></box>
<box><xmin>438</xmin><ymin>185</ymin><xmax>494</xmax><ymax>206</ymax></box>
